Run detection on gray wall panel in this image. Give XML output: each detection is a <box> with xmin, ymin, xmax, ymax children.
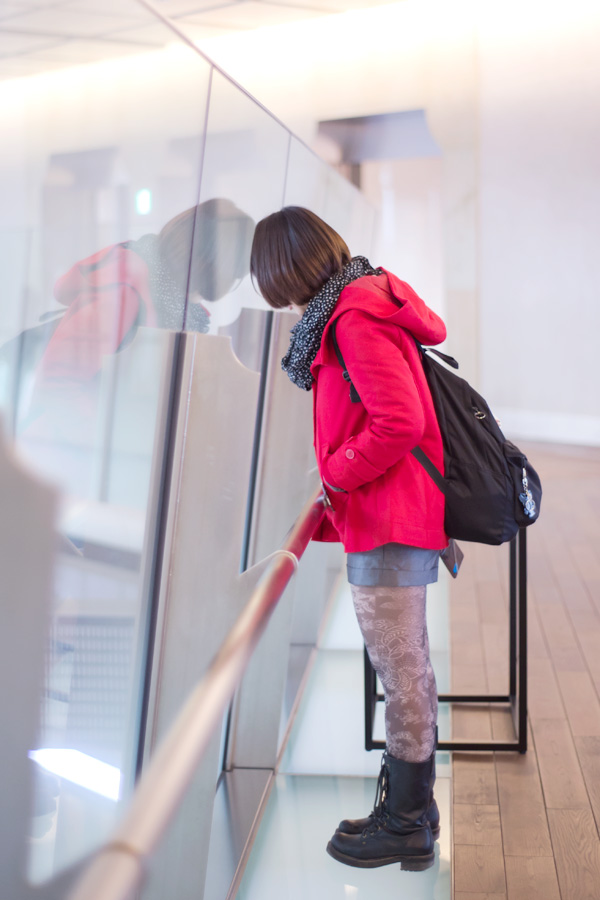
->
<box><xmin>142</xmin><ymin>333</ymin><xmax>260</xmax><ymax>900</ymax></box>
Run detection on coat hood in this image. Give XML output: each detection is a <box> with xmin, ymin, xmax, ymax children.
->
<box><xmin>329</xmin><ymin>268</ymin><xmax>446</xmax><ymax>347</ymax></box>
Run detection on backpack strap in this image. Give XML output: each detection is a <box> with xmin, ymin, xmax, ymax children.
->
<box><xmin>330</xmin><ymin>319</ymin><xmax>447</xmax><ymax>495</ymax></box>
<box><xmin>414</xmin><ymin>339</ymin><xmax>459</xmax><ymax>370</ymax></box>
<box><xmin>411</xmin><ymin>446</ymin><xmax>446</xmax><ymax>495</ymax></box>
<box><xmin>330</xmin><ymin>319</ymin><xmax>362</xmax><ymax>404</ymax></box>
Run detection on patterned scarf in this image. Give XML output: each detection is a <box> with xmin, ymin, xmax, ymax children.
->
<box><xmin>282</xmin><ymin>256</ymin><xmax>382</xmax><ymax>390</ymax></box>
<box><xmin>126</xmin><ymin>233</ymin><xmax>211</xmax><ymax>333</ymax></box>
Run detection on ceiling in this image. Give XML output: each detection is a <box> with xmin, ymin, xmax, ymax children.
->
<box><xmin>0</xmin><ymin>0</ymin><xmax>400</xmax><ymax>81</ymax></box>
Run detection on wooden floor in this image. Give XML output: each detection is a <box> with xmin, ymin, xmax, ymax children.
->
<box><xmin>450</xmin><ymin>442</ymin><xmax>600</xmax><ymax>900</ymax></box>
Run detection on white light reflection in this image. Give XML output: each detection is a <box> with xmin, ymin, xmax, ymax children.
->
<box><xmin>135</xmin><ymin>188</ymin><xmax>152</xmax><ymax>215</ymax></box>
<box><xmin>29</xmin><ymin>749</ymin><xmax>121</xmax><ymax>801</ymax></box>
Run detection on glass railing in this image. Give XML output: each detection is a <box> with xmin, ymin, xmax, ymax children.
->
<box><xmin>0</xmin><ymin>1</ymin><xmax>375</xmax><ymax>895</ymax></box>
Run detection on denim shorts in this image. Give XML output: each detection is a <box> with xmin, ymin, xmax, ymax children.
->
<box><xmin>347</xmin><ymin>543</ymin><xmax>440</xmax><ymax>587</ymax></box>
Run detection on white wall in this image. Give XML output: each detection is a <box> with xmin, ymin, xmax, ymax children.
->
<box><xmin>197</xmin><ymin>0</ymin><xmax>600</xmax><ymax>445</ymax></box>
<box><xmin>361</xmin><ymin>158</ymin><xmax>445</xmax><ymax>321</ymax></box>
<box><xmin>478</xmin><ymin>0</ymin><xmax>600</xmax><ymax>444</ymax></box>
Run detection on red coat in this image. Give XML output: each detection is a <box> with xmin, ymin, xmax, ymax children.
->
<box><xmin>39</xmin><ymin>244</ymin><xmax>157</xmax><ymax>383</ymax></box>
<box><xmin>311</xmin><ymin>269</ymin><xmax>448</xmax><ymax>552</ymax></box>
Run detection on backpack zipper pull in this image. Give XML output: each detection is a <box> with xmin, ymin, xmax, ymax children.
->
<box><xmin>519</xmin><ymin>465</ymin><xmax>537</xmax><ymax>518</ymax></box>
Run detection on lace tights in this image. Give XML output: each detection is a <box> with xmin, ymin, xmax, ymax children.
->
<box><xmin>351</xmin><ymin>584</ymin><xmax>437</xmax><ymax>763</ymax></box>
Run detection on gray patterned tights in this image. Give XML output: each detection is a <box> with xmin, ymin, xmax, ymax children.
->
<box><xmin>351</xmin><ymin>584</ymin><xmax>438</xmax><ymax>763</ymax></box>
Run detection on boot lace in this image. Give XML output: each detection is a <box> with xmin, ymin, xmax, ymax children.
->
<box><xmin>363</xmin><ymin>758</ymin><xmax>390</xmax><ymax>835</ymax></box>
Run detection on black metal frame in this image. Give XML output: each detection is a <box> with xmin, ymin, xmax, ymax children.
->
<box><xmin>364</xmin><ymin>527</ymin><xmax>528</xmax><ymax>753</ymax></box>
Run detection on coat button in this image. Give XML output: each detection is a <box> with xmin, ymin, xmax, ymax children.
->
<box><xmin>345</xmin><ymin>449</ymin><xmax>355</xmax><ymax>459</ymax></box>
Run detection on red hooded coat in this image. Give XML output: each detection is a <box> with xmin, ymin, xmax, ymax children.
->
<box><xmin>39</xmin><ymin>244</ymin><xmax>156</xmax><ymax>384</ymax></box>
<box><xmin>311</xmin><ymin>269</ymin><xmax>447</xmax><ymax>552</ymax></box>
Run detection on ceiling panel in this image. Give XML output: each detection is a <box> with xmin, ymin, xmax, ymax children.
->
<box><xmin>0</xmin><ymin>0</ymin><xmax>401</xmax><ymax>80</ymax></box>
<box><xmin>65</xmin><ymin>0</ymin><xmax>154</xmax><ymax>16</ymax></box>
<box><xmin>178</xmin><ymin>1</ymin><xmax>328</xmax><ymax>30</ymax></box>
<box><xmin>0</xmin><ymin>32</ymin><xmax>66</xmax><ymax>56</ymax></box>
<box><xmin>3</xmin><ymin>0</ymin><xmax>78</xmax><ymax>8</ymax></box>
<box><xmin>102</xmin><ymin>14</ymin><xmax>243</xmax><ymax>44</ymax></box>
<box><xmin>1</xmin><ymin>9</ymin><xmax>145</xmax><ymax>37</ymax></box>
<box><xmin>151</xmin><ymin>1</ymin><xmax>248</xmax><ymax>14</ymax></box>
<box><xmin>27</xmin><ymin>37</ymin><xmax>164</xmax><ymax>64</ymax></box>
<box><xmin>260</xmin><ymin>0</ymin><xmax>398</xmax><ymax>8</ymax></box>
<box><xmin>0</xmin><ymin>5</ymin><xmax>27</xmax><ymax>22</ymax></box>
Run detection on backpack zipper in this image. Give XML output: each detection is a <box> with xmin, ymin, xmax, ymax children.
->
<box><xmin>519</xmin><ymin>461</ymin><xmax>537</xmax><ymax>519</ymax></box>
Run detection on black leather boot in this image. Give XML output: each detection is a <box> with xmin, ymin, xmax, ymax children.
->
<box><xmin>336</xmin><ymin>749</ymin><xmax>440</xmax><ymax>840</ymax></box>
<box><xmin>326</xmin><ymin>753</ymin><xmax>435</xmax><ymax>871</ymax></box>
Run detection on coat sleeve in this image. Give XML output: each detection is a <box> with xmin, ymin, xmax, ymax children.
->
<box><xmin>320</xmin><ymin>310</ymin><xmax>425</xmax><ymax>492</ymax></box>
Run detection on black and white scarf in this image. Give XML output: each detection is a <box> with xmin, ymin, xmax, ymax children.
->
<box><xmin>281</xmin><ymin>256</ymin><xmax>382</xmax><ymax>391</ymax></box>
<box><xmin>125</xmin><ymin>233</ymin><xmax>211</xmax><ymax>333</ymax></box>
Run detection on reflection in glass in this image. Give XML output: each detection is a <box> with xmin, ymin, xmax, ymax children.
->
<box><xmin>0</xmin><ymin>12</ymin><xmax>223</xmax><ymax>882</ymax></box>
<box><xmin>11</xmin><ymin>198</ymin><xmax>254</xmax><ymax>501</ymax></box>
<box><xmin>14</xmin><ymin>195</ymin><xmax>254</xmax><ymax>883</ymax></box>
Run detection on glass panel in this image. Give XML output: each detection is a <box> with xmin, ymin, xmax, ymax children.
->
<box><xmin>323</xmin><ymin>164</ymin><xmax>376</xmax><ymax>259</ymax></box>
<box><xmin>284</xmin><ymin>136</ymin><xmax>376</xmax><ymax>257</ymax></box>
<box><xmin>283</xmin><ymin>136</ymin><xmax>331</xmax><ymax>212</ymax></box>
<box><xmin>0</xmin><ymin>0</ymin><xmax>214</xmax><ymax>882</ymax></box>
<box><xmin>194</xmin><ymin>68</ymin><xmax>291</xmax><ymax>370</ymax></box>
<box><xmin>189</xmin><ymin>65</ymin><xmax>291</xmax><ymax>798</ymax></box>
<box><xmin>236</xmin><ymin>774</ymin><xmax>451</xmax><ymax>900</ymax></box>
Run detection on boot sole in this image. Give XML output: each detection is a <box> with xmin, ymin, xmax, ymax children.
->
<box><xmin>326</xmin><ymin>841</ymin><xmax>435</xmax><ymax>871</ymax></box>
<box><xmin>335</xmin><ymin>825</ymin><xmax>441</xmax><ymax>841</ymax></box>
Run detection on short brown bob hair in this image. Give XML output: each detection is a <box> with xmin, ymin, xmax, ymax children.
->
<box><xmin>250</xmin><ymin>206</ymin><xmax>351</xmax><ymax>309</ymax></box>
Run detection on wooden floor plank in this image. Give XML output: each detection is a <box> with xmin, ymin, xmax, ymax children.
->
<box><xmin>569</xmin><ymin>609</ymin><xmax>600</xmax><ymax>694</ymax></box>
<box><xmin>527</xmin><ymin>603</ymin><xmax>549</xmax><ymax>660</ymax></box>
<box><xmin>454</xmin><ymin>845</ymin><xmax>506</xmax><ymax>894</ymax></box>
<box><xmin>495</xmin><ymin>748</ymin><xmax>553</xmax><ymax>857</ymax></box>
<box><xmin>490</xmin><ymin>708</ymin><xmax>516</xmax><ymax>743</ymax></box>
<box><xmin>547</xmin><ymin>808</ymin><xmax>600</xmax><ymax>900</ymax></box>
<box><xmin>557</xmin><ymin>671</ymin><xmax>600</xmax><ymax>738</ymax></box>
<box><xmin>453</xmin><ymin>803</ymin><xmax>502</xmax><ymax>846</ymax></box>
<box><xmin>574</xmin><ymin>736</ymin><xmax>600</xmax><ymax>833</ymax></box>
<box><xmin>528</xmin><ymin>657</ymin><xmax>566</xmax><ymax>722</ymax></box>
<box><xmin>453</xmin><ymin>754</ymin><xmax>498</xmax><ymax>806</ymax></box>
<box><xmin>478</xmin><ymin>580</ymin><xmax>508</xmax><ymax>625</ymax></box>
<box><xmin>535</xmin><ymin>601</ymin><xmax>586</xmax><ymax>673</ymax></box>
<box><xmin>569</xmin><ymin>542</ymin><xmax>600</xmax><ymax>620</ymax></box>
<box><xmin>470</xmin><ymin>542</ymin><xmax>505</xmax><ymax>590</ymax></box>
<box><xmin>450</xmin><ymin>444</ymin><xmax>600</xmax><ymax>898</ymax></box>
<box><xmin>481</xmin><ymin>622</ymin><xmax>509</xmax><ymax>694</ymax></box>
<box><xmin>452</xmin><ymin>705</ymin><xmax>493</xmax><ymax>741</ymax></box>
<box><xmin>532</xmin><ymin>718</ymin><xmax>590</xmax><ymax>810</ymax></box>
<box><xmin>451</xmin><ymin>598</ymin><xmax>481</xmax><ymax>624</ymax></box>
<box><xmin>451</xmin><ymin>618</ymin><xmax>487</xmax><ymax>668</ymax></box>
<box><xmin>451</xmin><ymin>663</ymin><xmax>489</xmax><ymax>693</ymax></box>
<box><xmin>541</xmin><ymin>529</ymin><xmax>596</xmax><ymax>614</ymax></box>
<box><xmin>504</xmin><ymin>856</ymin><xmax>561</xmax><ymax>900</ymax></box>
<box><xmin>455</xmin><ymin>895</ymin><xmax>506</xmax><ymax>900</ymax></box>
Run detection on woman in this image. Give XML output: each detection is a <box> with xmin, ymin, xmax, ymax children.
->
<box><xmin>250</xmin><ymin>206</ymin><xmax>447</xmax><ymax>873</ymax></box>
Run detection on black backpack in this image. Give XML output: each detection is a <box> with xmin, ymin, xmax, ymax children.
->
<box><xmin>330</xmin><ymin>321</ymin><xmax>542</xmax><ymax>545</ymax></box>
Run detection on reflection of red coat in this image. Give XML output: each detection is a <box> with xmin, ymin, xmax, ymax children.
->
<box><xmin>312</xmin><ymin>270</ymin><xmax>447</xmax><ymax>552</ymax></box>
<box><xmin>39</xmin><ymin>244</ymin><xmax>156</xmax><ymax>383</ymax></box>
